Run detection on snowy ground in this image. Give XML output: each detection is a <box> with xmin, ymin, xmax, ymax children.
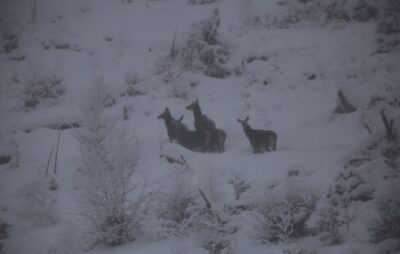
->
<box><xmin>0</xmin><ymin>0</ymin><xmax>399</xmax><ymax>254</ymax></box>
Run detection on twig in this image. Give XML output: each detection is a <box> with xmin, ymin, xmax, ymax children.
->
<box><xmin>380</xmin><ymin>109</ymin><xmax>395</xmax><ymax>142</ymax></box>
<box><xmin>54</xmin><ymin>128</ymin><xmax>61</xmax><ymax>174</ymax></box>
<box><xmin>361</xmin><ymin>120</ymin><xmax>372</xmax><ymax>135</ymax></box>
<box><xmin>45</xmin><ymin>146</ymin><xmax>55</xmax><ymax>178</ymax></box>
<box><xmin>198</xmin><ymin>189</ymin><xmax>212</xmax><ymax>210</ymax></box>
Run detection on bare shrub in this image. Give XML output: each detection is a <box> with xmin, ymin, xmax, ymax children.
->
<box><xmin>254</xmin><ymin>179</ymin><xmax>318</xmax><ymax>244</ymax></box>
<box><xmin>228</xmin><ymin>174</ymin><xmax>250</xmax><ymax>201</ymax></box>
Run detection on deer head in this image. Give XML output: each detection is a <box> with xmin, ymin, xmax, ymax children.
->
<box><xmin>157</xmin><ymin>107</ymin><xmax>171</xmax><ymax>119</ymax></box>
<box><xmin>237</xmin><ymin>116</ymin><xmax>250</xmax><ymax>128</ymax></box>
<box><xmin>185</xmin><ymin>99</ymin><xmax>200</xmax><ymax>112</ymax></box>
<box><xmin>237</xmin><ymin>116</ymin><xmax>249</xmax><ymax>124</ymax></box>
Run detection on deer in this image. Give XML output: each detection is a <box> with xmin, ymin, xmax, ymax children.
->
<box><xmin>237</xmin><ymin>116</ymin><xmax>277</xmax><ymax>153</ymax></box>
<box><xmin>175</xmin><ymin>124</ymin><xmax>206</xmax><ymax>152</ymax></box>
<box><xmin>158</xmin><ymin>107</ymin><xmax>188</xmax><ymax>142</ymax></box>
<box><xmin>185</xmin><ymin>99</ymin><xmax>216</xmax><ymax>131</ymax></box>
<box><xmin>185</xmin><ymin>99</ymin><xmax>226</xmax><ymax>153</ymax></box>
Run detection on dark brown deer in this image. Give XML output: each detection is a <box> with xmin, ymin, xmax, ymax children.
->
<box><xmin>185</xmin><ymin>99</ymin><xmax>216</xmax><ymax>131</ymax></box>
<box><xmin>237</xmin><ymin>116</ymin><xmax>277</xmax><ymax>153</ymax></box>
<box><xmin>175</xmin><ymin>124</ymin><xmax>206</xmax><ymax>152</ymax></box>
<box><xmin>185</xmin><ymin>99</ymin><xmax>227</xmax><ymax>152</ymax></box>
<box><xmin>158</xmin><ymin>107</ymin><xmax>188</xmax><ymax>142</ymax></box>
<box><xmin>205</xmin><ymin>128</ymin><xmax>227</xmax><ymax>153</ymax></box>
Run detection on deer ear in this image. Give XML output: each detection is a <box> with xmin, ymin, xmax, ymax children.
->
<box><xmin>178</xmin><ymin>116</ymin><xmax>183</xmax><ymax>122</ymax></box>
<box><xmin>165</xmin><ymin>107</ymin><xmax>169</xmax><ymax>112</ymax></box>
<box><xmin>237</xmin><ymin>118</ymin><xmax>242</xmax><ymax>123</ymax></box>
<box><xmin>195</xmin><ymin>99</ymin><xmax>199</xmax><ymax>104</ymax></box>
<box><xmin>245</xmin><ymin>116</ymin><xmax>249</xmax><ymax>122</ymax></box>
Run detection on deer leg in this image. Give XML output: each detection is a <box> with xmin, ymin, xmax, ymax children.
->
<box><xmin>252</xmin><ymin>146</ymin><xmax>257</xmax><ymax>154</ymax></box>
<box><xmin>202</xmin><ymin>131</ymin><xmax>210</xmax><ymax>153</ymax></box>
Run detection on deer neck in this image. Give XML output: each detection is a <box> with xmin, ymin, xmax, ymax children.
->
<box><xmin>244</xmin><ymin>125</ymin><xmax>253</xmax><ymax>138</ymax></box>
<box><xmin>193</xmin><ymin>107</ymin><xmax>202</xmax><ymax>120</ymax></box>
<box><xmin>164</xmin><ymin>117</ymin><xmax>172</xmax><ymax>127</ymax></box>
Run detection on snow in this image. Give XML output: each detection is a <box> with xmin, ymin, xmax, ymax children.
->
<box><xmin>0</xmin><ymin>0</ymin><xmax>399</xmax><ymax>254</ymax></box>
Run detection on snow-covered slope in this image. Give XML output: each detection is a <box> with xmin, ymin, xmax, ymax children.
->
<box><xmin>0</xmin><ymin>0</ymin><xmax>399</xmax><ymax>254</ymax></box>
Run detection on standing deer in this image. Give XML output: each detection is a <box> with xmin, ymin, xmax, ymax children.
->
<box><xmin>237</xmin><ymin>116</ymin><xmax>277</xmax><ymax>153</ymax></box>
<box><xmin>158</xmin><ymin>107</ymin><xmax>188</xmax><ymax>142</ymax></box>
<box><xmin>206</xmin><ymin>128</ymin><xmax>227</xmax><ymax>153</ymax></box>
<box><xmin>185</xmin><ymin>99</ymin><xmax>226</xmax><ymax>153</ymax></box>
<box><xmin>175</xmin><ymin>124</ymin><xmax>206</xmax><ymax>152</ymax></box>
<box><xmin>185</xmin><ymin>99</ymin><xmax>216</xmax><ymax>131</ymax></box>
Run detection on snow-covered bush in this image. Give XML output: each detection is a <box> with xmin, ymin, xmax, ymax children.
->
<box><xmin>75</xmin><ymin>80</ymin><xmax>146</xmax><ymax>246</ymax></box>
<box><xmin>150</xmin><ymin>169</ymin><xmax>198</xmax><ymax>239</ymax></box>
<box><xmin>23</xmin><ymin>71</ymin><xmax>65</xmax><ymax>109</ymax></box>
<box><xmin>0</xmin><ymin>134</ymin><xmax>19</xmax><ymax>168</ymax></box>
<box><xmin>377</xmin><ymin>0</ymin><xmax>400</xmax><ymax>35</ymax></box>
<box><xmin>240</xmin><ymin>0</ymin><xmax>379</xmax><ymax>29</ymax></box>
<box><xmin>0</xmin><ymin>218</ymin><xmax>10</xmax><ymax>254</ymax></box>
<box><xmin>328</xmin><ymin>168</ymin><xmax>375</xmax><ymax>208</ymax></box>
<box><xmin>352</xmin><ymin>0</ymin><xmax>379</xmax><ymax>22</ymax></box>
<box><xmin>50</xmin><ymin>222</ymin><xmax>84</xmax><ymax>254</ymax></box>
<box><xmin>169</xmin><ymin>83</ymin><xmax>190</xmax><ymax>100</ymax></box>
<box><xmin>316</xmin><ymin>206</ymin><xmax>343</xmax><ymax>245</ymax></box>
<box><xmin>0</xmin><ymin>219</ymin><xmax>10</xmax><ymax>240</ymax></box>
<box><xmin>375</xmin><ymin>0</ymin><xmax>400</xmax><ymax>53</ymax></box>
<box><xmin>196</xmin><ymin>189</ymin><xmax>238</xmax><ymax>254</ymax></box>
<box><xmin>254</xmin><ymin>179</ymin><xmax>318</xmax><ymax>244</ymax></box>
<box><xmin>187</xmin><ymin>0</ymin><xmax>215</xmax><ymax>5</ymax></box>
<box><xmin>121</xmin><ymin>71</ymin><xmax>145</xmax><ymax>97</ymax></box>
<box><xmin>17</xmin><ymin>171</ymin><xmax>58</xmax><ymax>227</ymax></box>
<box><xmin>178</xmin><ymin>8</ymin><xmax>230</xmax><ymax>78</ymax></box>
<box><xmin>1</xmin><ymin>32</ymin><xmax>18</xmax><ymax>54</ymax></box>
<box><xmin>369</xmin><ymin>184</ymin><xmax>400</xmax><ymax>243</ymax></box>
<box><xmin>0</xmin><ymin>17</ymin><xmax>21</xmax><ymax>55</ymax></box>
<box><xmin>150</xmin><ymin>168</ymin><xmax>238</xmax><ymax>253</ymax></box>
<box><xmin>198</xmin><ymin>167</ymin><xmax>226</xmax><ymax>204</ymax></box>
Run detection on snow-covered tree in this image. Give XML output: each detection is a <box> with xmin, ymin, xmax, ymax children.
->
<box><xmin>179</xmin><ymin>7</ymin><xmax>230</xmax><ymax>78</ymax></box>
<box><xmin>75</xmin><ymin>79</ymin><xmax>146</xmax><ymax>246</ymax></box>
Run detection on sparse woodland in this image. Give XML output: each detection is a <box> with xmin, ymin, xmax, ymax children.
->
<box><xmin>0</xmin><ymin>0</ymin><xmax>399</xmax><ymax>254</ymax></box>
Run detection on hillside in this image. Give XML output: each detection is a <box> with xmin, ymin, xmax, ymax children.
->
<box><xmin>0</xmin><ymin>1</ymin><xmax>399</xmax><ymax>254</ymax></box>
